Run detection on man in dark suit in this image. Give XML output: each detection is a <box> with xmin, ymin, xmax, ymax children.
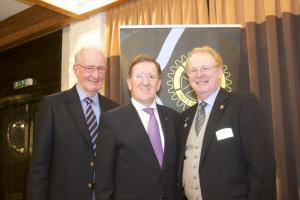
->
<box><xmin>177</xmin><ymin>46</ymin><xmax>276</xmax><ymax>200</ymax></box>
<box><xmin>95</xmin><ymin>54</ymin><xmax>180</xmax><ymax>200</ymax></box>
<box><xmin>27</xmin><ymin>46</ymin><xmax>119</xmax><ymax>200</ymax></box>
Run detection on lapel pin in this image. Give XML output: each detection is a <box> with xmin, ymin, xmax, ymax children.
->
<box><xmin>184</xmin><ymin>117</ymin><xmax>189</xmax><ymax>128</ymax></box>
<box><xmin>220</xmin><ymin>104</ymin><xmax>224</xmax><ymax>110</ymax></box>
<box><xmin>184</xmin><ymin>117</ymin><xmax>189</xmax><ymax>122</ymax></box>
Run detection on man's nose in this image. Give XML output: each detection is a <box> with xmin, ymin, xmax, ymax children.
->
<box><xmin>196</xmin><ymin>68</ymin><xmax>204</xmax><ymax>76</ymax></box>
<box><xmin>141</xmin><ymin>76</ymin><xmax>150</xmax><ymax>84</ymax></box>
<box><xmin>91</xmin><ymin>69</ymin><xmax>100</xmax><ymax>78</ymax></box>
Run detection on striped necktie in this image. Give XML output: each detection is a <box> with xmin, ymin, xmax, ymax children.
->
<box><xmin>84</xmin><ymin>97</ymin><xmax>98</xmax><ymax>153</ymax></box>
<box><xmin>195</xmin><ymin>102</ymin><xmax>207</xmax><ymax>136</ymax></box>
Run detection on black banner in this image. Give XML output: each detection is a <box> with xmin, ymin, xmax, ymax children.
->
<box><xmin>120</xmin><ymin>25</ymin><xmax>241</xmax><ymax>112</ymax></box>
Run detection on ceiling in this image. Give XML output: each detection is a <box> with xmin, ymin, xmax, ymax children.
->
<box><xmin>0</xmin><ymin>0</ymin><xmax>129</xmax><ymax>51</ymax></box>
<box><xmin>0</xmin><ymin>0</ymin><xmax>129</xmax><ymax>22</ymax></box>
<box><xmin>0</xmin><ymin>0</ymin><xmax>33</xmax><ymax>22</ymax></box>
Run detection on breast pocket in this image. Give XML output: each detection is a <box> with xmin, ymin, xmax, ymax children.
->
<box><xmin>113</xmin><ymin>192</ymin><xmax>139</xmax><ymax>200</ymax></box>
<box><xmin>230</xmin><ymin>183</ymin><xmax>248</xmax><ymax>199</ymax></box>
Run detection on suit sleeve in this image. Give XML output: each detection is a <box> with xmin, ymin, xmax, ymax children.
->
<box><xmin>27</xmin><ymin>96</ymin><xmax>54</xmax><ymax>200</ymax></box>
<box><xmin>95</xmin><ymin>114</ymin><xmax>116</xmax><ymax>200</ymax></box>
<box><xmin>239</xmin><ymin>93</ymin><xmax>276</xmax><ymax>200</ymax></box>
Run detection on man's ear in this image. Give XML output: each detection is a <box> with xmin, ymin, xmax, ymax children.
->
<box><xmin>217</xmin><ymin>66</ymin><xmax>223</xmax><ymax>79</ymax></box>
<box><xmin>73</xmin><ymin>64</ymin><xmax>79</xmax><ymax>76</ymax></box>
<box><xmin>156</xmin><ymin>78</ymin><xmax>162</xmax><ymax>92</ymax></box>
<box><xmin>127</xmin><ymin>78</ymin><xmax>132</xmax><ymax>91</ymax></box>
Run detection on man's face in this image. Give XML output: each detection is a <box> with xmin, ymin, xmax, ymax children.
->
<box><xmin>127</xmin><ymin>61</ymin><xmax>161</xmax><ymax>106</ymax></box>
<box><xmin>187</xmin><ymin>52</ymin><xmax>222</xmax><ymax>100</ymax></box>
<box><xmin>73</xmin><ymin>48</ymin><xmax>106</xmax><ymax>97</ymax></box>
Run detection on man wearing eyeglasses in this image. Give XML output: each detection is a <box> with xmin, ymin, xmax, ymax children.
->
<box><xmin>27</xmin><ymin>46</ymin><xmax>119</xmax><ymax>200</ymax></box>
<box><xmin>177</xmin><ymin>46</ymin><xmax>276</xmax><ymax>200</ymax></box>
<box><xmin>95</xmin><ymin>54</ymin><xmax>180</xmax><ymax>200</ymax></box>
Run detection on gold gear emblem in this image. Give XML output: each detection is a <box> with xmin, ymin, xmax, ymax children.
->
<box><xmin>166</xmin><ymin>54</ymin><xmax>232</xmax><ymax>111</ymax></box>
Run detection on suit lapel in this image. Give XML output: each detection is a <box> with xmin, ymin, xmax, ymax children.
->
<box><xmin>182</xmin><ymin>105</ymin><xmax>198</xmax><ymax>147</ymax></box>
<box><xmin>124</xmin><ymin>103</ymin><xmax>162</xmax><ymax>169</ymax></box>
<box><xmin>178</xmin><ymin>104</ymin><xmax>197</xmax><ymax>167</ymax></box>
<box><xmin>157</xmin><ymin>105</ymin><xmax>170</xmax><ymax>169</ymax></box>
<box><xmin>64</xmin><ymin>86</ymin><xmax>93</xmax><ymax>151</ymax></box>
<box><xmin>98</xmin><ymin>94</ymin><xmax>110</xmax><ymax>112</ymax></box>
<box><xmin>200</xmin><ymin>88</ymin><xmax>230</xmax><ymax>164</ymax></box>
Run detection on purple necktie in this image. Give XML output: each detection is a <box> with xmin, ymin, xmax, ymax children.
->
<box><xmin>143</xmin><ymin>108</ymin><xmax>164</xmax><ymax>167</ymax></box>
<box><xmin>85</xmin><ymin>97</ymin><xmax>98</xmax><ymax>153</ymax></box>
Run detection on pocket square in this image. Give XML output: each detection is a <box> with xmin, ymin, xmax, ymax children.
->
<box><xmin>216</xmin><ymin>128</ymin><xmax>234</xmax><ymax>140</ymax></box>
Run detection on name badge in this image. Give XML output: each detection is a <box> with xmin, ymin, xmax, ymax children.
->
<box><xmin>216</xmin><ymin>128</ymin><xmax>234</xmax><ymax>140</ymax></box>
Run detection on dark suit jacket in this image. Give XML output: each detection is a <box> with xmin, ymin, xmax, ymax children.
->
<box><xmin>95</xmin><ymin>103</ymin><xmax>180</xmax><ymax>200</ymax></box>
<box><xmin>27</xmin><ymin>85</ymin><xmax>119</xmax><ymax>200</ymax></box>
<box><xmin>177</xmin><ymin>88</ymin><xmax>276</xmax><ymax>200</ymax></box>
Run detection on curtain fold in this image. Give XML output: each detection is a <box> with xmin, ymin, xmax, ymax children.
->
<box><xmin>241</xmin><ymin>14</ymin><xmax>300</xmax><ymax>199</ymax></box>
<box><xmin>104</xmin><ymin>1</ymin><xmax>300</xmax><ymax>199</ymax></box>
<box><xmin>209</xmin><ymin>0</ymin><xmax>300</xmax><ymax>24</ymax></box>
<box><xmin>210</xmin><ymin>1</ymin><xmax>300</xmax><ymax>199</ymax></box>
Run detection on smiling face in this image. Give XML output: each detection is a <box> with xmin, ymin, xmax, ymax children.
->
<box><xmin>73</xmin><ymin>47</ymin><xmax>106</xmax><ymax>97</ymax></box>
<box><xmin>127</xmin><ymin>61</ymin><xmax>161</xmax><ymax>106</ymax></box>
<box><xmin>187</xmin><ymin>52</ymin><xmax>223</xmax><ymax>101</ymax></box>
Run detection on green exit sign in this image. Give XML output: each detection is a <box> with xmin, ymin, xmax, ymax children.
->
<box><xmin>13</xmin><ymin>78</ymin><xmax>35</xmax><ymax>89</ymax></box>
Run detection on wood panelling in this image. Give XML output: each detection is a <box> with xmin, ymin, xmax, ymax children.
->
<box><xmin>0</xmin><ymin>30</ymin><xmax>62</xmax><ymax>106</ymax></box>
<box><xmin>0</xmin><ymin>5</ymin><xmax>74</xmax><ymax>52</ymax></box>
<box><xmin>24</xmin><ymin>0</ymin><xmax>87</xmax><ymax>20</ymax></box>
<box><xmin>0</xmin><ymin>1</ymin><xmax>132</xmax><ymax>52</ymax></box>
<box><xmin>26</xmin><ymin>0</ymin><xmax>131</xmax><ymax>20</ymax></box>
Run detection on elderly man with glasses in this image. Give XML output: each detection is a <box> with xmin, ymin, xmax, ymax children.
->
<box><xmin>27</xmin><ymin>46</ymin><xmax>119</xmax><ymax>200</ymax></box>
<box><xmin>177</xmin><ymin>46</ymin><xmax>276</xmax><ymax>200</ymax></box>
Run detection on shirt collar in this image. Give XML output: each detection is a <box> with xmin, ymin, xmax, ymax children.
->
<box><xmin>76</xmin><ymin>84</ymin><xmax>99</xmax><ymax>105</ymax></box>
<box><xmin>198</xmin><ymin>87</ymin><xmax>220</xmax><ymax>108</ymax></box>
<box><xmin>131</xmin><ymin>97</ymin><xmax>157</xmax><ymax>111</ymax></box>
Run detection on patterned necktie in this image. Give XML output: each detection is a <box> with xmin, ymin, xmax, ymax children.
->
<box><xmin>195</xmin><ymin>102</ymin><xmax>207</xmax><ymax>136</ymax></box>
<box><xmin>84</xmin><ymin>97</ymin><xmax>98</xmax><ymax>153</ymax></box>
<box><xmin>143</xmin><ymin>108</ymin><xmax>164</xmax><ymax>167</ymax></box>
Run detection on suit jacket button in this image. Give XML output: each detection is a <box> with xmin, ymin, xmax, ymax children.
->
<box><xmin>90</xmin><ymin>161</ymin><xmax>94</xmax><ymax>167</ymax></box>
<box><xmin>88</xmin><ymin>183</ymin><xmax>93</xmax><ymax>189</ymax></box>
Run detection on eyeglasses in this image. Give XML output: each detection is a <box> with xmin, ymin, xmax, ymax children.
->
<box><xmin>187</xmin><ymin>65</ymin><xmax>220</xmax><ymax>75</ymax></box>
<box><xmin>77</xmin><ymin>64</ymin><xmax>106</xmax><ymax>73</ymax></box>
<box><xmin>132</xmin><ymin>73</ymin><xmax>159</xmax><ymax>81</ymax></box>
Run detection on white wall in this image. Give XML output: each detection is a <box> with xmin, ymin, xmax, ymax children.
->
<box><xmin>61</xmin><ymin>13</ymin><xmax>106</xmax><ymax>91</ymax></box>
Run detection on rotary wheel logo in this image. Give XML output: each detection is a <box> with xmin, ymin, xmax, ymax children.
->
<box><xmin>166</xmin><ymin>54</ymin><xmax>232</xmax><ymax>111</ymax></box>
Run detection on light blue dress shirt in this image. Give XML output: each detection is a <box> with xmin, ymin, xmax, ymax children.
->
<box><xmin>76</xmin><ymin>85</ymin><xmax>101</xmax><ymax>124</ymax></box>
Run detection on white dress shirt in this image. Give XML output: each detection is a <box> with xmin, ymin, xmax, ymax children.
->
<box><xmin>131</xmin><ymin>97</ymin><xmax>165</xmax><ymax>150</ymax></box>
